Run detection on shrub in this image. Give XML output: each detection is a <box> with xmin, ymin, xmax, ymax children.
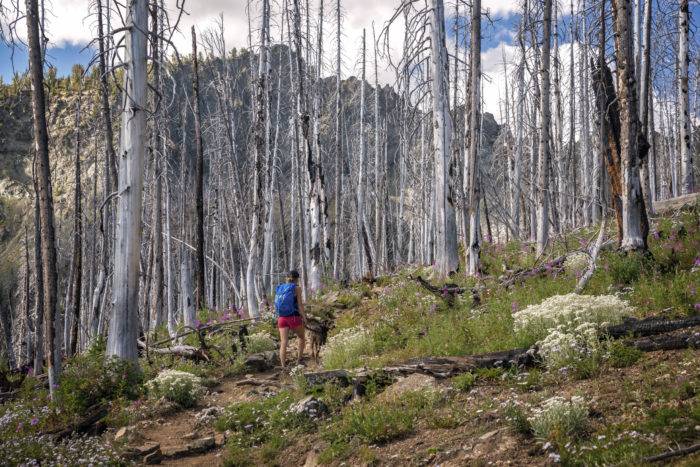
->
<box><xmin>538</xmin><ymin>322</ymin><xmax>601</xmax><ymax>370</ymax></box>
<box><xmin>504</xmin><ymin>402</ymin><xmax>532</xmax><ymax>435</ymax></box>
<box><xmin>565</xmin><ymin>252</ymin><xmax>590</xmax><ymax>275</ymax></box>
<box><xmin>605</xmin><ymin>341</ymin><xmax>643</xmax><ymax>368</ymax></box>
<box><xmin>452</xmin><ymin>372</ymin><xmax>477</xmax><ymax>392</ymax></box>
<box><xmin>514</xmin><ymin>293</ymin><xmax>631</xmax><ymax>343</ymax></box>
<box><xmin>607</xmin><ymin>252</ymin><xmax>644</xmax><ymax>285</ymax></box>
<box><xmin>145</xmin><ymin>370</ymin><xmax>205</xmax><ymax>408</ymax></box>
<box><xmin>325</xmin><ymin>390</ymin><xmax>438</xmax><ymax>445</ymax></box>
<box><xmin>528</xmin><ymin>396</ymin><xmax>588</xmax><ymax>441</ymax></box>
<box><xmin>0</xmin><ymin>434</ymin><xmax>124</xmax><ymax>465</ymax></box>
<box><xmin>245</xmin><ymin>331</ymin><xmax>277</xmax><ymax>354</ymax></box>
<box><xmin>57</xmin><ymin>349</ymin><xmax>142</xmax><ymax>414</ymax></box>
<box><xmin>321</xmin><ymin>326</ymin><xmax>374</xmax><ymax>369</ymax></box>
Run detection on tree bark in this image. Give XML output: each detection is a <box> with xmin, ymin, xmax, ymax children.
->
<box><xmin>678</xmin><ymin>0</ymin><xmax>693</xmax><ymax>195</ymax></box>
<box><xmin>26</xmin><ymin>0</ymin><xmax>61</xmax><ymax>395</ymax></box>
<box><xmin>536</xmin><ymin>0</ymin><xmax>553</xmax><ymax>256</ymax></box>
<box><xmin>431</xmin><ymin>0</ymin><xmax>460</xmax><ymax>277</ymax></box>
<box><xmin>107</xmin><ymin>0</ymin><xmax>148</xmax><ymax>363</ymax></box>
<box><xmin>610</xmin><ymin>0</ymin><xmax>649</xmax><ymax>251</ymax></box>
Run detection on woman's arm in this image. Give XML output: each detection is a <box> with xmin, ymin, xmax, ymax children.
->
<box><xmin>295</xmin><ymin>286</ymin><xmax>306</xmax><ymax>320</ymax></box>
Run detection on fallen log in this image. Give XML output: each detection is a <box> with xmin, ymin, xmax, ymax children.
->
<box><xmin>411</xmin><ymin>275</ymin><xmax>469</xmax><ymax>306</ymax></box>
<box><xmin>304</xmin><ymin>316</ymin><xmax>700</xmax><ymax>387</ymax></box>
<box><xmin>575</xmin><ymin>218</ymin><xmax>607</xmax><ymax>293</ymax></box>
<box><xmin>500</xmin><ymin>255</ymin><xmax>567</xmax><ymax>289</ymax></box>
<box><xmin>629</xmin><ymin>331</ymin><xmax>700</xmax><ymax>352</ymax></box>
<box><xmin>652</xmin><ymin>192</ymin><xmax>700</xmax><ymax>214</ymax></box>
<box><xmin>148</xmin><ymin>345</ymin><xmax>210</xmax><ymax>362</ymax></box>
<box><xmin>643</xmin><ymin>442</ymin><xmax>700</xmax><ymax>463</ymax></box>
<box><xmin>50</xmin><ymin>404</ymin><xmax>108</xmax><ymax>440</ymax></box>
<box><xmin>151</xmin><ymin>317</ymin><xmax>256</xmax><ymax>348</ymax></box>
<box><xmin>604</xmin><ymin>315</ymin><xmax>700</xmax><ymax>339</ymax></box>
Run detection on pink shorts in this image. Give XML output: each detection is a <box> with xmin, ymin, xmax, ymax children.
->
<box><xmin>277</xmin><ymin>315</ymin><xmax>303</xmax><ymax>329</ymax></box>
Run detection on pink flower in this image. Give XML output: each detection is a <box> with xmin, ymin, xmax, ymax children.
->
<box><xmin>694</xmin><ymin>303</ymin><xmax>700</xmax><ymax>311</ymax></box>
<box><xmin>511</xmin><ymin>302</ymin><xmax>519</xmax><ymax>313</ymax></box>
<box><xmin>693</xmin><ymin>257</ymin><xmax>700</xmax><ymax>267</ymax></box>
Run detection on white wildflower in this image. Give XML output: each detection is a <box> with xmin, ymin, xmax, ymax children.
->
<box><xmin>564</xmin><ymin>252</ymin><xmax>590</xmax><ymax>274</ymax></box>
<box><xmin>514</xmin><ymin>293</ymin><xmax>631</xmax><ymax>339</ymax></box>
<box><xmin>145</xmin><ymin>369</ymin><xmax>205</xmax><ymax>407</ymax></box>
<box><xmin>529</xmin><ymin>395</ymin><xmax>589</xmax><ymax>441</ymax></box>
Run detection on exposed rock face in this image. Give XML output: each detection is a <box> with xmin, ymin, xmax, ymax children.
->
<box><xmin>377</xmin><ymin>373</ymin><xmax>439</xmax><ymax>402</ymax></box>
<box><xmin>288</xmin><ymin>396</ymin><xmax>329</xmax><ymax>420</ymax></box>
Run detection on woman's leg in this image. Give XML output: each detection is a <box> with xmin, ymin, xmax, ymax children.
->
<box><xmin>279</xmin><ymin>326</ymin><xmax>289</xmax><ymax>368</ymax></box>
<box><xmin>293</xmin><ymin>326</ymin><xmax>306</xmax><ymax>363</ymax></box>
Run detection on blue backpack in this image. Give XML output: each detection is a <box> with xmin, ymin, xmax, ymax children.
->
<box><xmin>274</xmin><ymin>283</ymin><xmax>298</xmax><ymax>317</ymax></box>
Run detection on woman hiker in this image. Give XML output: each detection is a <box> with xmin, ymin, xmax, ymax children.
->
<box><xmin>274</xmin><ymin>270</ymin><xmax>306</xmax><ymax>368</ymax></box>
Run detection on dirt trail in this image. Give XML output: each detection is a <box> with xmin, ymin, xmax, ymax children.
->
<box><xmin>133</xmin><ymin>341</ymin><xmax>315</xmax><ymax>466</ymax></box>
<box><xmin>130</xmin><ymin>369</ymin><xmax>282</xmax><ymax>465</ymax></box>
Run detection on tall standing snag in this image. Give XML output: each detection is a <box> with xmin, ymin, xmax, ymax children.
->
<box><xmin>536</xmin><ymin>0</ymin><xmax>553</xmax><ymax>256</ymax></box>
<box><xmin>25</xmin><ymin>0</ymin><xmax>61</xmax><ymax>396</ymax></box>
<box><xmin>610</xmin><ymin>0</ymin><xmax>649</xmax><ymax>251</ymax></box>
<box><xmin>192</xmin><ymin>26</ymin><xmax>206</xmax><ymax>311</ymax></box>
<box><xmin>678</xmin><ymin>0</ymin><xmax>693</xmax><ymax>195</ymax></box>
<box><xmin>431</xmin><ymin>0</ymin><xmax>459</xmax><ymax>277</ymax></box>
<box><xmin>108</xmin><ymin>0</ymin><xmax>148</xmax><ymax>362</ymax></box>
<box><xmin>466</xmin><ymin>0</ymin><xmax>482</xmax><ymax>276</ymax></box>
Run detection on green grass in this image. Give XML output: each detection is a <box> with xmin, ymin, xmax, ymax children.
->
<box><xmin>319</xmin><ymin>390</ymin><xmax>440</xmax><ymax>461</ymax></box>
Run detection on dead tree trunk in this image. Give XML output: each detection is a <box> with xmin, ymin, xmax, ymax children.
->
<box><xmin>678</xmin><ymin>0</ymin><xmax>693</xmax><ymax>195</ymax></box>
<box><xmin>536</xmin><ymin>0</ymin><xmax>553</xmax><ymax>256</ymax></box>
<box><xmin>26</xmin><ymin>0</ymin><xmax>61</xmax><ymax>394</ymax></box>
<box><xmin>191</xmin><ymin>26</ymin><xmax>206</xmax><ymax>311</ymax></box>
<box><xmin>69</xmin><ymin>83</ymin><xmax>83</xmax><ymax>356</ymax></box>
<box><xmin>611</xmin><ymin>0</ymin><xmax>649</xmax><ymax>251</ymax></box>
<box><xmin>431</xmin><ymin>0</ymin><xmax>460</xmax><ymax>277</ymax></box>
<box><xmin>107</xmin><ymin>0</ymin><xmax>147</xmax><ymax>363</ymax></box>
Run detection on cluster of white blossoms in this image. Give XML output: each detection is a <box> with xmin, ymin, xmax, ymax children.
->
<box><xmin>528</xmin><ymin>395</ymin><xmax>589</xmax><ymax>440</ymax></box>
<box><xmin>145</xmin><ymin>369</ymin><xmax>205</xmax><ymax>407</ymax></box>
<box><xmin>246</xmin><ymin>331</ymin><xmax>277</xmax><ymax>353</ymax></box>
<box><xmin>564</xmin><ymin>252</ymin><xmax>590</xmax><ymax>275</ymax></box>
<box><xmin>320</xmin><ymin>325</ymin><xmax>373</xmax><ymax>368</ymax></box>
<box><xmin>514</xmin><ymin>293</ymin><xmax>631</xmax><ymax>338</ymax></box>
<box><xmin>515</xmin><ymin>293</ymin><xmax>632</xmax><ymax>368</ymax></box>
<box><xmin>538</xmin><ymin>322</ymin><xmax>600</xmax><ymax>369</ymax></box>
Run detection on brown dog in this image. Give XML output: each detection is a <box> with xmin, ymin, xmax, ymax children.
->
<box><xmin>304</xmin><ymin>315</ymin><xmax>331</xmax><ymax>364</ymax></box>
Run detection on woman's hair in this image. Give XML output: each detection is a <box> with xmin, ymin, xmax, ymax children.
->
<box><xmin>287</xmin><ymin>269</ymin><xmax>300</xmax><ymax>282</ymax></box>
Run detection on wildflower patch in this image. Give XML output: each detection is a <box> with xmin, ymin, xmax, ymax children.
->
<box><xmin>514</xmin><ymin>293</ymin><xmax>632</xmax><ymax>343</ymax></box>
<box><xmin>145</xmin><ymin>369</ymin><xmax>205</xmax><ymax>408</ymax></box>
<box><xmin>528</xmin><ymin>395</ymin><xmax>589</xmax><ymax>441</ymax></box>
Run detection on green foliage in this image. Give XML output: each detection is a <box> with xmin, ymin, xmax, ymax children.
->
<box><xmin>504</xmin><ymin>402</ymin><xmax>532</xmax><ymax>436</ymax></box>
<box><xmin>57</xmin><ymin>343</ymin><xmax>142</xmax><ymax>414</ymax></box>
<box><xmin>451</xmin><ymin>372</ymin><xmax>477</xmax><ymax>392</ymax></box>
<box><xmin>605</xmin><ymin>341</ymin><xmax>643</xmax><ymax>368</ymax></box>
<box><xmin>217</xmin><ymin>391</ymin><xmax>313</xmax><ymax>464</ymax></box>
<box><xmin>324</xmin><ymin>390</ymin><xmax>438</xmax><ymax>447</ymax></box>
<box><xmin>606</xmin><ymin>251</ymin><xmax>646</xmax><ymax>285</ymax></box>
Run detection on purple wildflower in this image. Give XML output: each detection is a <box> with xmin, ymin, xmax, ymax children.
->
<box><xmin>30</xmin><ymin>417</ymin><xmax>39</xmax><ymax>426</ymax></box>
<box><xmin>694</xmin><ymin>257</ymin><xmax>700</xmax><ymax>267</ymax></box>
<box><xmin>652</xmin><ymin>230</ymin><xmax>660</xmax><ymax>239</ymax></box>
<box><xmin>695</xmin><ymin>303</ymin><xmax>700</xmax><ymax>312</ymax></box>
<box><xmin>511</xmin><ymin>302</ymin><xmax>519</xmax><ymax>313</ymax></box>
<box><xmin>16</xmin><ymin>422</ymin><xmax>23</xmax><ymax>432</ymax></box>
